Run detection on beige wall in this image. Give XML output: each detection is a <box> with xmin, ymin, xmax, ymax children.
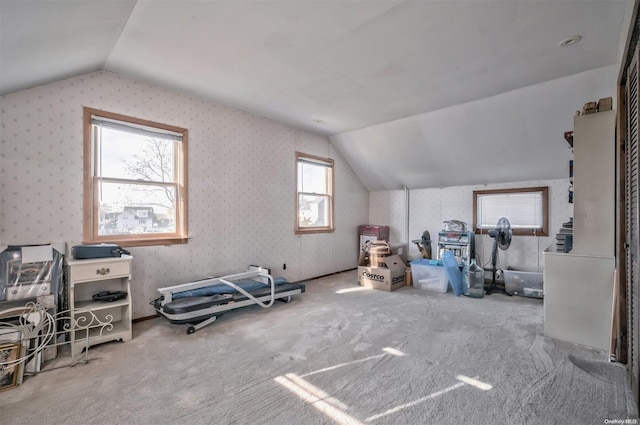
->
<box><xmin>370</xmin><ymin>178</ymin><xmax>574</xmax><ymax>272</ymax></box>
<box><xmin>0</xmin><ymin>70</ymin><xmax>369</xmax><ymax>318</ymax></box>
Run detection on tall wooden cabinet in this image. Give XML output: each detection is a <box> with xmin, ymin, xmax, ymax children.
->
<box><xmin>544</xmin><ymin>110</ymin><xmax>616</xmax><ymax>352</ymax></box>
<box><xmin>65</xmin><ymin>255</ymin><xmax>133</xmax><ymax>357</ymax></box>
<box><xmin>572</xmin><ymin>110</ymin><xmax>616</xmax><ymax>257</ymax></box>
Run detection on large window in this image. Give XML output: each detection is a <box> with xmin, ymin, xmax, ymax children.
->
<box><xmin>83</xmin><ymin>108</ymin><xmax>188</xmax><ymax>247</ymax></box>
<box><xmin>473</xmin><ymin>187</ymin><xmax>548</xmax><ymax>236</ymax></box>
<box><xmin>295</xmin><ymin>152</ymin><xmax>334</xmax><ymax>234</ymax></box>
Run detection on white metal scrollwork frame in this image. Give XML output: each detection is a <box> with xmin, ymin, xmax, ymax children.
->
<box><xmin>0</xmin><ymin>302</ymin><xmax>114</xmax><ymax>377</ymax></box>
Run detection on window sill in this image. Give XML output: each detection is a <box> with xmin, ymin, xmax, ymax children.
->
<box><xmin>475</xmin><ymin>229</ymin><xmax>548</xmax><ymax>237</ymax></box>
<box><xmin>83</xmin><ymin>236</ymin><xmax>189</xmax><ymax>248</ymax></box>
<box><xmin>295</xmin><ymin>228</ymin><xmax>335</xmax><ymax>235</ymax></box>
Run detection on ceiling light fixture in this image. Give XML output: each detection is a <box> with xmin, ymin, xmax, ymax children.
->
<box><xmin>559</xmin><ymin>35</ymin><xmax>582</xmax><ymax>47</ymax></box>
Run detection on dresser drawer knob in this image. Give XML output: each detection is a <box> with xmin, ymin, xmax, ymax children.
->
<box><xmin>96</xmin><ymin>268</ymin><xmax>110</xmax><ymax>275</ymax></box>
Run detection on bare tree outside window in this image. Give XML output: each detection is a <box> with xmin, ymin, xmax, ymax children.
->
<box><xmin>124</xmin><ymin>138</ymin><xmax>175</xmax><ymax>210</ymax></box>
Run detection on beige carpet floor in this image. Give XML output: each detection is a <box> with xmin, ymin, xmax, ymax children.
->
<box><xmin>0</xmin><ymin>269</ymin><xmax>637</xmax><ymax>425</ymax></box>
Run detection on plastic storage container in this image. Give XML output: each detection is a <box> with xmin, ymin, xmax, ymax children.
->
<box><xmin>410</xmin><ymin>259</ymin><xmax>449</xmax><ymax>293</ymax></box>
<box><xmin>463</xmin><ymin>258</ymin><xmax>485</xmax><ymax>298</ymax></box>
<box><xmin>442</xmin><ymin>251</ymin><xmax>463</xmax><ymax>295</ymax></box>
<box><xmin>503</xmin><ymin>269</ymin><xmax>543</xmax><ymax>298</ymax></box>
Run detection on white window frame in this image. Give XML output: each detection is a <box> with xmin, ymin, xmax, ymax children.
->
<box><xmin>83</xmin><ymin>107</ymin><xmax>188</xmax><ymax>247</ymax></box>
<box><xmin>473</xmin><ymin>186</ymin><xmax>548</xmax><ymax>236</ymax></box>
<box><xmin>295</xmin><ymin>152</ymin><xmax>334</xmax><ymax>235</ymax></box>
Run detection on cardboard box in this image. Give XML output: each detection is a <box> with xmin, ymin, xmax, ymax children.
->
<box><xmin>390</xmin><ymin>242</ymin><xmax>407</xmax><ymax>262</ymax></box>
<box><xmin>359</xmin><ymin>241</ymin><xmax>407</xmax><ymax>269</ymax></box>
<box><xmin>358</xmin><ymin>254</ymin><xmax>406</xmax><ymax>292</ymax></box>
<box><xmin>598</xmin><ymin>97</ymin><xmax>612</xmax><ymax>112</ymax></box>
<box><xmin>358</xmin><ymin>225</ymin><xmax>390</xmax><ymax>251</ymax></box>
<box><xmin>582</xmin><ymin>101</ymin><xmax>596</xmax><ymax>115</ymax></box>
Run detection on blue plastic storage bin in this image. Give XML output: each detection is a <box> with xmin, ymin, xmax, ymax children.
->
<box><xmin>442</xmin><ymin>251</ymin><xmax>464</xmax><ymax>296</ymax></box>
<box><xmin>410</xmin><ymin>259</ymin><xmax>448</xmax><ymax>293</ymax></box>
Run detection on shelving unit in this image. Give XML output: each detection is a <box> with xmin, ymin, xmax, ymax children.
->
<box><xmin>437</xmin><ymin>231</ymin><xmax>475</xmax><ymax>266</ymax></box>
<box><xmin>544</xmin><ymin>110</ymin><xmax>616</xmax><ymax>351</ymax></box>
<box><xmin>65</xmin><ymin>255</ymin><xmax>133</xmax><ymax>358</ymax></box>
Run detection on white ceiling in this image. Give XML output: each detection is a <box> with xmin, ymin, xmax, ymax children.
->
<box><xmin>0</xmin><ymin>0</ymin><xmax>632</xmax><ymax>190</ymax></box>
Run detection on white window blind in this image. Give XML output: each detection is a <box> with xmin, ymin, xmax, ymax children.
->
<box><xmin>477</xmin><ymin>192</ymin><xmax>543</xmax><ymax>229</ymax></box>
<box><xmin>92</xmin><ymin>116</ymin><xmax>183</xmax><ymax>141</ymax></box>
<box><xmin>473</xmin><ymin>187</ymin><xmax>548</xmax><ymax>236</ymax></box>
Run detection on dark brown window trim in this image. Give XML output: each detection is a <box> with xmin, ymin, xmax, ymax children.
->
<box><xmin>472</xmin><ymin>186</ymin><xmax>549</xmax><ymax>236</ymax></box>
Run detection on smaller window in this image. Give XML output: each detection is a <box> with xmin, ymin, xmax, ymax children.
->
<box><xmin>295</xmin><ymin>152</ymin><xmax>334</xmax><ymax>234</ymax></box>
<box><xmin>473</xmin><ymin>187</ymin><xmax>548</xmax><ymax>236</ymax></box>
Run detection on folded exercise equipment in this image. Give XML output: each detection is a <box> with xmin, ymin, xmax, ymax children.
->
<box><xmin>152</xmin><ymin>266</ymin><xmax>305</xmax><ymax>334</ymax></box>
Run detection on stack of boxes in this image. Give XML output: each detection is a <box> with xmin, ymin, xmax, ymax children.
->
<box><xmin>581</xmin><ymin>96</ymin><xmax>612</xmax><ymax>115</ymax></box>
<box><xmin>358</xmin><ymin>225</ymin><xmax>390</xmax><ymax>252</ymax></box>
<box><xmin>357</xmin><ymin>225</ymin><xmax>407</xmax><ymax>292</ymax></box>
<box><xmin>555</xmin><ymin>218</ymin><xmax>573</xmax><ymax>253</ymax></box>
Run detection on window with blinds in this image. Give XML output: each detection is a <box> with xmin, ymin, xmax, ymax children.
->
<box><xmin>295</xmin><ymin>152</ymin><xmax>334</xmax><ymax>234</ymax></box>
<box><xmin>83</xmin><ymin>107</ymin><xmax>188</xmax><ymax>246</ymax></box>
<box><xmin>473</xmin><ymin>187</ymin><xmax>548</xmax><ymax>236</ymax></box>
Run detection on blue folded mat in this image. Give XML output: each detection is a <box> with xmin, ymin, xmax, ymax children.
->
<box><xmin>442</xmin><ymin>251</ymin><xmax>463</xmax><ymax>296</ymax></box>
<box><xmin>173</xmin><ymin>277</ymin><xmax>288</xmax><ymax>299</ymax></box>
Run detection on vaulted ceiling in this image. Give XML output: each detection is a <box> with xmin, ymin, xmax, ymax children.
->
<box><xmin>0</xmin><ymin>0</ymin><xmax>632</xmax><ymax>190</ymax></box>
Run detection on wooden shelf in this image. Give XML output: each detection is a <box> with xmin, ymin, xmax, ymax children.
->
<box><xmin>75</xmin><ymin>298</ymin><xmax>129</xmax><ymax>312</ymax></box>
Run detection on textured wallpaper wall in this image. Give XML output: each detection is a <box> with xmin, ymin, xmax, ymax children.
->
<box><xmin>0</xmin><ymin>71</ymin><xmax>369</xmax><ymax>318</ymax></box>
<box><xmin>370</xmin><ymin>178</ymin><xmax>574</xmax><ymax>272</ymax></box>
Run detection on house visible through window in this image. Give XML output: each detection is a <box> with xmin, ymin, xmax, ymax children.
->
<box><xmin>473</xmin><ymin>187</ymin><xmax>548</xmax><ymax>236</ymax></box>
<box><xmin>83</xmin><ymin>107</ymin><xmax>188</xmax><ymax>246</ymax></box>
<box><xmin>295</xmin><ymin>152</ymin><xmax>334</xmax><ymax>234</ymax></box>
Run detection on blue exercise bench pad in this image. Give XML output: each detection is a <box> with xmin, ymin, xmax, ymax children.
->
<box><xmin>172</xmin><ymin>276</ymin><xmax>289</xmax><ymax>299</ymax></box>
<box><xmin>158</xmin><ymin>281</ymin><xmax>305</xmax><ymax>322</ymax></box>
